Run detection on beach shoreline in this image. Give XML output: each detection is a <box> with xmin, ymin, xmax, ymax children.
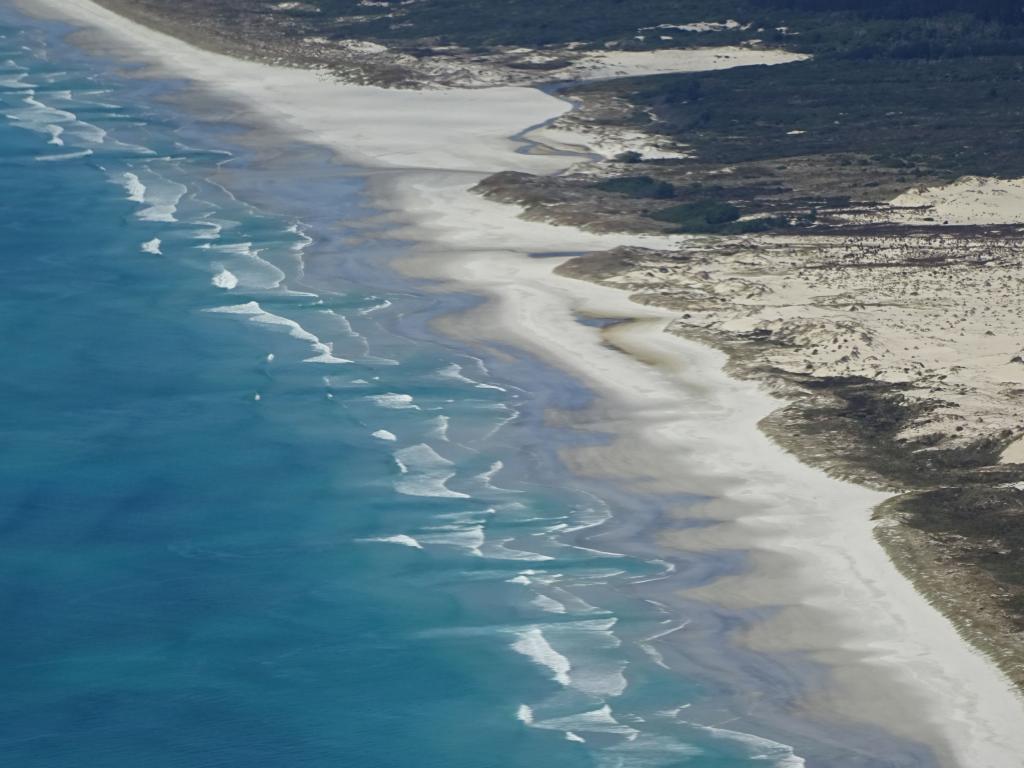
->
<box><xmin>17</xmin><ymin>0</ymin><xmax>1024</xmax><ymax>764</ymax></box>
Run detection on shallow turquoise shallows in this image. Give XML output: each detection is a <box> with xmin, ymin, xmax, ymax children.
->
<box><xmin>0</xmin><ymin>6</ymin><xmax>939</xmax><ymax>768</ymax></box>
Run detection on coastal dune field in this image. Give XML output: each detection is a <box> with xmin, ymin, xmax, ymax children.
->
<box><xmin>17</xmin><ymin>0</ymin><xmax>1024</xmax><ymax>764</ymax></box>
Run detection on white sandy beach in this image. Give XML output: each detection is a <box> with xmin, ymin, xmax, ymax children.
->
<box><xmin>20</xmin><ymin>0</ymin><xmax>1024</xmax><ymax>764</ymax></box>
<box><xmin>391</xmin><ymin>183</ymin><xmax>1024</xmax><ymax>763</ymax></box>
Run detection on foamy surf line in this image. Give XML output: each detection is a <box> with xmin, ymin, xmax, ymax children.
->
<box><xmin>198</xmin><ymin>242</ymin><xmax>285</xmax><ymax>290</ymax></box>
<box><xmin>205</xmin><ymin>301</ymin><xmax>351</xmax><ymax>364</ymax></box>
<box><xmin>393</xmin><ymin>443</ymin><xmax>469</xmax><ymax>499</ymax></box>
<box><xmin>5</xmin><ymin>89</ymin><xmax>107</xmax><ymax>149</ymax></box>
<box><xmin>18</xmin><ymin>1</ymin><xmax>1024</xmax><ymax>766</ymax></box>
<box><xmin>34</xmin><ymin>147</ymin><xmax>91</xmax><ymax>160</ymax></box>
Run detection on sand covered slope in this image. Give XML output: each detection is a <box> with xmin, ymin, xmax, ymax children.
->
<box><xmin>572</xmin><ymin>232</ymin><xmax>1024</xmax><ymax>457</ymax></box>
<box><xmin>888</xmin><ymin>177</ymin><xmax>1024</xmax><ymax>226</ymax></box>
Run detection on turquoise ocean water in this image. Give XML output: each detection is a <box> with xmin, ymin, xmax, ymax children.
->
<box><xmin>0</xmin><ymin>6</ymin><xmax>941</xmax><ymax>767</ymax></box>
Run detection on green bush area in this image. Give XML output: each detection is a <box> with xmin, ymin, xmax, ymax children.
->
<box><xmin>904</xmin><ymin>485</ymin><xmax>1024</xmax><ymax>587</ymax></box>
<box><xmin>582</xmin><ymin>56</ymin><xmax>1024</xmax><ymax>179</ymax></box>
<box><xmin>770</xmin><ymin>0</ymin><xmax>1023</xmax><ymax>23</ymax></box>
<box><xmin>295</xmin><ymin>0</ymin><xmax>1024</xmax><ymax>55</ymax></box>
<box><xmin>310</xmin><ymin>0</ymin><xmax>742</xmax><ymax>48</ymax></box>
<box><xmin>593</xmin><ymin>175</ymin><xmax>676</xmax><ymax>198</ymax></box>
<box><xmin>649</xmin><ymin>200</ymin><xmax>741</xmax><ymax>231</ymax></box>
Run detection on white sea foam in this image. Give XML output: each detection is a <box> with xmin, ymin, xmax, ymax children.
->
<box><xmin>304</xmin><ymin>348</ymin><xmax>352</xmax><ymax>365</ymax></box>
<box><xmin>639</xmin><ymin>643</ymin><xmax>669</xmax><ymax>671</ymax></box>
<box><xmin>10</xmin><ymin>94</ymin><xmax>75</xmax><ymax>130</ymax></box>
<box><xmin>419</xmin><ymin>523</ymin><xmax>484</xmax><ymax>555</ymax></box>
<box><xmin>368</xmin><ymin>393</ymin><xmax>419</xmax><ymax>410</ymax></box>
<box><xmin>359</xmin><ymin>298</ymin><xmax>392</xmax><ymax>314</ymax></box>
<box><xmin>511</xmin><ymin>628</ymin><xmax>570</xmax><ymax>686</ymax></box>
<box><xmin>393</xmin><ymin>443</ymin><xmax>470</xmax><ymax>499</ymax></box>
<box><xmin>0</xmin><ymin>72</ymin><xmax>31</xmax><ymax>89</ymax></box>
<box><xmin>324</xmin><ymin>311</ymin><xmax>360</xmax><ymax>338</ymax></box>
<box><xmin>122</xmin><ymin>171</ymin><xmax>146</xmax><ymax>202</ymax></box>
<box><xmin>202</xmin><ymin>241</ymin><xmax>286</xmax><ymax>289</ymax></box>
<box><xmin>480</xmin><ymin>404</ymin><xmax>519</xmax><ymax>441</ymax></box>
<box><xmin>35</xmin><ymin>149</ymin><xmax>92</xmax><ymax>161</ymax></box>
<box><xmin>646</xmin><ymin>622</ymin><xmax>691</xmax><ymax>644</ymax></box>
<box><xmin>565</xmin><ymin>732</ymin><xmax>585</xmax><ymax>743</ymax></box>
<box><xmin>319</xmin><ymin>310</ymin><xmax>372</xmax><ymax>360</ymax></box>
<box><xmin>140</xmin><ymin>238</ymin><xmax>161</xmax><ymax>255</ymax></box>
<box><xmin>287</xmin><ymin>222</ymin><xmax>314</xmax><ymax>253</ymax></box>
<box><xmin>476</xmin><ymin>460</ymin><xmax>504</xmax><ymax>487</ymax></box>
<box><xmin>211</xmin><ymin>268</ymin><xmax>238</xmax><ymax>289</ymax></box>
<box><xmin>44</xmin><ymin>123</ymin><xmax>63</xmax><ymax>145</ymax></box>
<box><xmin>192</xmin><ymin>217</ymin><xmax>223</xmax><ymax>241</ymax></box>
<box><xmin>531</xmin><ymin>705</ymin><xmax>637</xmax><ymax>736</ymax></box>
<box><xmin>630</xmin><ymin>559</ymin><xmax>677</xmax><ymax>585</ymax></box>
<box><xmin>550</xmin><ymin>588</ymin><xmax>601</xmax><ymax>615</ymax></box>
<box><xmin>562</xmin><ymin>503</ymin><xmax>612</xmax><ymax>533</ymax></box>
<box><xmin>365</xmin><ymin>355</ymin><xmax>401</xmax><ymax>366</ymax></box>
<box><xmin>372</xmin><ymin>429</ymin><xmax>397</xmax><ymax>441</ymax></box>
<box><xmin>681</xmin><ymin>722</ymin><xmax>804</xmax><ymax>767</ymax></box>
<box><xmin>516</xmin><ymin>704</ymin><xmax>534</xmax><ymax>725</ymax></box>
<box><xmin>566</xmin><ymin>569</ymin><xmax>628</xmax><ymax>586</ymax></box>
<box><xmin>572</xmin><ymin>665</ymin><xmax>629</xmax><ymax>698</ymax></box>
<box><xmin>360</xmin><ymin>534</ymin><xmax>423</xmax><ymax>549</ymax></box>
<box><xmin>595</xmin><ymin>733</ymin><xmax>704</xmax><ymax>764</ymax></box>
<box><xmin>438</xmin><ymin>362</ymin><xmax>477</xmax><ymax>385</ymax></box>
<box><xmin>111</xmin><ymin>138</ymin><xmax>157</xmax><ymax>157</ymax></box>
<box><xmin>70</xmin><ymin>119</ymin><xmax>106</xmax><ymax>144</ymax></box>
<box><xmin>74</xmin><ymin>88</ymin><xmax>114</xmax><ymax>99</ymax></box>
<box><xmin>476</xmin><ymin>461</ymin><xmax>521</xmax><ymax>494</ymax></box>
<box><xmin>431</xmin><ymin>415</ymin><xmax>450</xmax><ymax>441</ymax></box>
<box><xmin>137</xmin><ymin>175</ymin><xmax>186</xmax><ymax>222</ymax></box>
<box><xmin>569</xmin><ymin>544</ymin><xmax>626</xmax><ymax>559</ymax></box>
<box><xmin>438</xmin><ymin>362</ymin><xmax>507</xmax><ymax>392</ymax></box>
<box><xmin>434</xmin><ymin>508</ymin><xmax>494</xmax><ymax>525</ymax></box>
<box><xmin>483</xmin><ymin>539</ymin><xmax>553</xmax><ymax>561</ymax></box>
<box><xmin>205</xmin><ymin>301</ymin><xmax>351</xmax><ymax>364</ymax></box>
<box><xmin>531</xmin><ymin>594</ymin><xmax>567</xmax><ymax>614</ymax></box>
<box><xmin>523</xmin><ymin>571</ymin><xmax>562</xmax><ymax>586</ymax></box>
<box><xmin>545</xmin><ymin>618</ymin><xmax>628</xmax><ymax>698</ymax></box>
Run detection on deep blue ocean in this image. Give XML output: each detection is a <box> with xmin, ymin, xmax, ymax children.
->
<box><xmin>0</xmin><ymin>6</ymin><xmax>943</xmax><ymax>768</ymax></box>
